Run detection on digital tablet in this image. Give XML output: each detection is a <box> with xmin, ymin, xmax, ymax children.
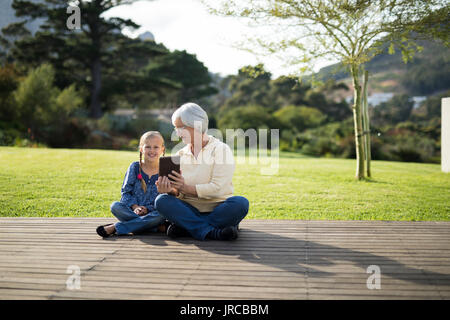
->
<box><xmin>158</xmin><ymin>156</ymin><xmax>181</xmax><ymax>181</ymax></box>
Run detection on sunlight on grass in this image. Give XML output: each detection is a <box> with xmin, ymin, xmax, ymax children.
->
<box><xmin>0</xmin><ymin>146</ymin><xmax>449</xmax><ymax>220</ymax></box>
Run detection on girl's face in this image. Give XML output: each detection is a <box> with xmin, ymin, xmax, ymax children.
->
<box><xmin>141</xmin><ymin>136</ymin><xmax>165</xmax><ymax>163</ymax></box>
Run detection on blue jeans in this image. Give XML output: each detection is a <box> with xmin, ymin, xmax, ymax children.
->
<box><xmin>110</xmin><ymin>201</ymin><xmax>165</xmax><ymax>235</ymax></box>
<box><xmin>154</xmin><ymin>194</ymin><xmax>249</xmax><ymax>240</ymax></box>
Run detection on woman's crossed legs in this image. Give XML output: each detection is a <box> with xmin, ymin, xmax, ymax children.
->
<box><xmin>154</xmin><ymin>194</ymin><xmax>249</xmax><ymax>240</ymax></box>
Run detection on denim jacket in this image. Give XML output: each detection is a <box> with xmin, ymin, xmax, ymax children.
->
<box><xmin>120</xmin><ymin>161</ymin><xmax>159</xmax><ymax>210</ymax></box>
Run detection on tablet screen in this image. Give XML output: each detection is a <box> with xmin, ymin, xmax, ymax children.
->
<box><xmin>158</xmin><ymin>156</ymin><xmax>181</xmax><ymax>181</ymax></box>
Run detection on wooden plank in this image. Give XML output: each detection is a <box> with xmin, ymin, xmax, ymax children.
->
<box><xmin>0</xmin><ymin>218</ymin><xmax>449</xmax><ymax>300</ymax></box>
<box><xmin>2</xmin><ymin>273</ymin><xmax>449</xmax><ymax>292</ymax></box>
<box><xmin>4</xmin><ymin>251</ymin><xmax>449</xmax><ymax>264</ymax></box>
<box><xmin>0</xmin><ymin>288</ymin><xmax>56</xmax><ymax>299</ymax></box>
<box><xmin>2</xmin><ymin>224</ymin><xmax>449</xmax><ymax>231</ymax></box>
<box><xmin>0</xmin><ymin>242</ymin><xmax>448</xmax><ymax>254</ymax></box>
<box><xmin>1</xmin><ymin>236</ymin><xmax>448</xmax><ymax>247</ymax></box>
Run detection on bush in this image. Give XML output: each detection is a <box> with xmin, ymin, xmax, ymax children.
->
<box><xmin>0</xmin><ymin>126</ymin><xmax>22</xmax><ymax>146</ymax></box>
<box><xmin>295</xmin><ymin>119</ymin><xmax>354</xmax><ymax>157</ymax></box>
<box><xmin>0</xmin><ymin>64</ymin><xmax>20</xmax><ymax>123</ymax></box>
<box><xmin>388</xmin><ymin>133</ymin><xmax>436</xmax><ymax>163</ymax></box>
<box><xmin>12</xmin><ymin>64</ymin><xmax>85</xmax><ymax>147</ymax></box>
<box><xmin>218</xmin><ymin>105</ymin><xmax>278</xmax><ymax>131</ymax></box>
<box><xmin>273</xmin><ymin>105</ymin><xmax>326</xmax><ymax>132</ymax></box>
<box><xmin>97</xmin><ymin>112</ymin><xmax>160</xmax><ymax>138</ymax></box>
<box><xmin>371</xmin><ymin>94</ymin><xmax>414</xmax><ymax>126</ymax></box>
<box><xmin>46</xmin><ymin>117</ymin><xmax>90</xmax><ymax>148</ymax></box>
<box><xmin>13</xmin><ymin>137</ymin><xmax>47</xmax><ymax>148</ymax></box>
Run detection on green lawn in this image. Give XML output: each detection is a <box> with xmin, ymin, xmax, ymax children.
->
<box><xmin>0</xmin><ymin>146</ymin><xmax>449</xmax><ymax>220</ymax></box>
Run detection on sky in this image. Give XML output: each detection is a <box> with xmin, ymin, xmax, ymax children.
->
<box><xmin>104</xmin><ymin>0</ymin><xmax>335</xmax><ymax>78</ymax></box>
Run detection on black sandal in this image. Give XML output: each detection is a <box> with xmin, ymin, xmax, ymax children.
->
<box><xmin>96</xmin><ymin>224</ymin><xmax>114</xmax><ymax>238</ymax></box>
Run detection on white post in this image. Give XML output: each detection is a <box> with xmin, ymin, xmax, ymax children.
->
<box><xmin>442</xmin><ymin>98</ymin><xmax>450</xmax><ymax>173</ymax></box>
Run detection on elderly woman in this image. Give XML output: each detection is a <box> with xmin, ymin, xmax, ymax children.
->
<box><xmin>154</xmin><ymin>103</ymin><xmax>249</xmax><ymax>241</ymax></box>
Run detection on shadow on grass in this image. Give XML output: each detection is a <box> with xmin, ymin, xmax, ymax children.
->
<box><xmin>359</xmin><ymin>178</ymin><xmax>391</xmax><ymax>185</ymax></box>
<box><xmin>112</xmin><ymin>228</ymin><xmax>450</xmax><ymax>288</ymax></box>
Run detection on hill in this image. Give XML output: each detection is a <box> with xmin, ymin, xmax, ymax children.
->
<box><xmin>312</xmin><ymin>39</ymin><xmax>450</xmax><ymax>98</ymax></box>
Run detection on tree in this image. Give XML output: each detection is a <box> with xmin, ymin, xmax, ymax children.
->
<box><xmin>269</xmin><ymin>75</ymin><xmax>310</xmax><ymax>109</ymax></box>
<box><xmin>412</xmin><ymin>89</ymin><xmax>450</xmax><ymax>119</ymax></box>
<box><xmin>4</xmin><ymin>0</ymin><xmax>164</xmax><ymax>118</ymax></box>
<box><xmin>146</xmin><ymin>50</ymin><xmax>218</xmax><ymax>108</ymax></box>
<box><xmin>371</xmin><ymin>94</ymin><xmax>414</xmax><ymax>126</ymax></box>
<box><xmin>401</xmin><ymin>52</ymin><xmax>450</xmax><ymax>94</ymax></box>
<box><xmin>203</xmin><ymin>0</ymin><xmax>450</xmax><ymax>179</ymax></box>
<box><xmin>220</xmin><ymin>64</ymin><xmax>274</xmax><ymax>112</ymax></box>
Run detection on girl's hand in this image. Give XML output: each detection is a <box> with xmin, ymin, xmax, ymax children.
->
<box><xmin>168</xmin><ymin>170</ymin><xmax>185</xmax><ymax>193</ymax></box>
<box><xmin>133</xmin><ymin>205</ymin><xmax>148</xmax><ymax>216</ymax></box>
<box><xmin>168</xmin><ymin>187</ymin><xmax>179</xmax><ymax>196</ymax></box>
<box><xmin>156</xmin><ymin>176</ymin><xmax>173</xmax><ymax>193</ymax></box>
<box><xmin>134</xmin><ymin>207</ymin><xmax>144</xmax><ymax>216</ymax></box>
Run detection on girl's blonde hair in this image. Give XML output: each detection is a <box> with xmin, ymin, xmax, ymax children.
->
<box><xmin>138</xmin><ymin>131</ymin><xmax>165</xmax><ymax>193</ymax></box>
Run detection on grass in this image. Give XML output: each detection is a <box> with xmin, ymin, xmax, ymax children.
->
<box><xmin>0</xmin><ymin>146</ymin><xmax>449</xmax><ymax>220</ymax></box>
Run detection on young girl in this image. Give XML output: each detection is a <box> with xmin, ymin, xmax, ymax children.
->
<box><xmin>96</xmin><ymin>131</ymin><xmax>168</xmax><ymax>237</ymax></box>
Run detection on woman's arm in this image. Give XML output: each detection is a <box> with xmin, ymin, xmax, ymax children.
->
<box><xmin>169</xmin><ymin>144</ymin><xmax>234</xmax><ymax>199</ymax></box>
<box><xmin>168</xmin><ymin>170</ymin><xmax>197</xmax><ymax>197</ymax></box>
<box><xmin>192</xmin><ymin>144</ymin><xmax>234</xmax><ymax>199</ymax></box>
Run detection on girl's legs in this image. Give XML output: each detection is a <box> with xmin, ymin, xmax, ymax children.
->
<box><xmin>110</xmin><ymin>201</ymin><xmax>165</xmax><ymax>235</ymax></box>
<box><xmin>110</xmin><ymin>201</ymin><xmax>139</xmax><ymax>222</ymax></box>
<box><xmin>114</xmin><ymin>211</ymin><xmax>165</xmax><ymax>235</ymax></box>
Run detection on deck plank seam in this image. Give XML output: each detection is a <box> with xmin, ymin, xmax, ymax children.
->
<box><xmin>47</xmin><ymin>246</ymin><xmax>122</xmax><ymax>300</ymax></box>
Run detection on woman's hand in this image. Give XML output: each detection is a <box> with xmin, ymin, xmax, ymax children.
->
<box><xmin>168</xmin><ymin>170</ymin><xmax>197</xmax><ymax>197</ymax></box>
<box><xmin>168</xmin><ymin>170</ymin><xmax>185</xmax><ymax>193</ymax></box>
<box><xmin>156</xmin><ymin>176</ymin><xmax>173</xmax><ymax>194</ymax></box>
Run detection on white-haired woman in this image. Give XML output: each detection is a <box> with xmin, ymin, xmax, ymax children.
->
<box><xmin>154</xmin><ymin>102</ymin><xmax>249</xmax><ymax>241</ymax></box>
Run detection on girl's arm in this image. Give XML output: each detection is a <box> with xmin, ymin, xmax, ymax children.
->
<box><xmin>120</xmin><ymin>163</ymin><xmax>139</xmax><ymax>208</ymax></box>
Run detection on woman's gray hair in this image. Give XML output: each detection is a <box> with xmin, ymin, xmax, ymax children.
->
<box><xmin>172</xmin><ymin>102</ymin><xmax>209</xmax><ymax>133</ymax></box>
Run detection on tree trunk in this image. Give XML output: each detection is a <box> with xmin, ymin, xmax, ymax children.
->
<box><xmin>89</xmin><ymin>58</ymin><xmax>102</xmax><ymax>119</ymax></box>
<box><xmin>88</xmin><ymin>0</ymin><xmax>102</xmax><ymax>119</ymax></box>
<box><xmin>351</xmin><ymin>64</ymin><xmax>365</xmax><ymax>180</ymax></box>
<box><xmin>362</xmin><ymin>70</ymin><xmax>371</xmax><ymax>177</ymax></box>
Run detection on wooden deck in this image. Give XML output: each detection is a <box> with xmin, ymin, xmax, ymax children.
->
<box><xmin>0</xmin><ymin>218</ymin><xmax>449</xmax><ymax>300</ymax></box>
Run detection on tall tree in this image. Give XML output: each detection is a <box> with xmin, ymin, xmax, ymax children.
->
<box><xmin>221</xmin><ymin>64</ymin><xmax>273</xmax><ymax>112</ymax></box>
<box><xmin>203</xmin><ymin>0</ymin><xmax>450</xmax><ymax>179</ymax></box>
<box><xmin>146</xmin><ymin>50</ymin><xmax>218</xmax><ymax>108</ymax></box>
<box><xmin>3</xmin><ymin>0</ymin><xmax>164</xmax><ymax>118</ymax></box>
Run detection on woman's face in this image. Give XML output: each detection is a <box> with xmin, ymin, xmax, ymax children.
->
<box><xmin>141</xmin><ymin>136</ymin><xmax>165</xmax><ymax>163</ymax></box>
<box><xmin>174</xmin><ymin>117</ymin><xmax>197</xmax><ymax>145</ymax></box>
